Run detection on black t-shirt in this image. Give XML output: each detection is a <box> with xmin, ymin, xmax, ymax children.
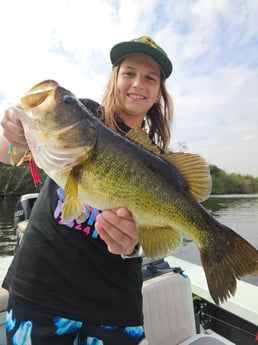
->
<box><xmin>2</xmin><ymin>99</ymin><xmax>143</xmax><ymax>326</ymax></box>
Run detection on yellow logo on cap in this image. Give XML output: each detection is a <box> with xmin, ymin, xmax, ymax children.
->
<box><xmin>140</xmin><ymin>36</ymin><xmax>157</xmax><ymax>49</ymax></box>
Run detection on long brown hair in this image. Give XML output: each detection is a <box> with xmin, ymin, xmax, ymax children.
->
<box><xmin>101</xmin><ymin>65</ymin><xmax>173</xmax><ymax>152</ymax></box>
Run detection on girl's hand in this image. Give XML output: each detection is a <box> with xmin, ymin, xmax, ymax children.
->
<box><xmin>1</xmin><ymin>106</ymin><xmax>28</xmax><ymax>149</ymax></box>
<box><xmin>95</xmin><ymin>207</ymin><xmax>139</xmax><ymax>256</ymax></box>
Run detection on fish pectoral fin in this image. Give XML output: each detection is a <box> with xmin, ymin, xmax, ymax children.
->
<box><xmin>62</xmin><ymin>198</ymin><xmax>86</xmax><ymax>224</ymax></box>
<box><xmin>138</xmin><ymin>225</ymin><xmax>181</xmax><ymax>258</ymax></box>
<box><xmin>200</xmin><ymin>230</ymin><xmax>258</xmax><ymax>305</ymax></box>
<box><xmin>62</xmin><ymin>167</ymin><xmax>84</xmax><ymax>224</ymax></box>
<box><xmin>166</xmin><ymin>152</ymin><xmax>212</xmax><ymax>202</ymax></box>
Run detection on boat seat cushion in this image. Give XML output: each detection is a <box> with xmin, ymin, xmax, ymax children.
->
<box><xmin>179</xmin><ymin>333</ymin><xmax>233</xmax><ymax>344</ymax></box>
<box><xmin>142</xmin><ymin>272</ymin><xmax>195</xmax><ymax>345</ymax></box>
<box><xmin>142</xmin><ymin>272</ymin><xmax>232</xmax><ymax>345</ymax></box>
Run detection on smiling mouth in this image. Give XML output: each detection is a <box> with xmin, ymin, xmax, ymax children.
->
<box><xmin>127</xmin><ymin>93</ymin><xmax>145</xmax><ymax>100</ymax></box>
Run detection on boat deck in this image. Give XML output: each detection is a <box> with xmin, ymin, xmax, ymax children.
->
<box><xmin>166</xmin><ymin>256</ymin><xmax>258</xmax><ymax>327</ymax></box>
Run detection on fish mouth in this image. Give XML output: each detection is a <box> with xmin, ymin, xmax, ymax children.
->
<box><xmin>20</xmin><ymin>80</ymin><xmax>59</xmax><ymax>110</ymax></box>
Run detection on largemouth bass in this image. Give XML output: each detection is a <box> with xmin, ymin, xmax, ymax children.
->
<box><xmin>16</xmin><ymin>80</ymin><xmax>258</xmax><ymax>304</ymax></box>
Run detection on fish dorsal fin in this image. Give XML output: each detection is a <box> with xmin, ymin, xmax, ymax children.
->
<box><xmin>126</xmin><ymin>129</ymin><xmax>211</xmax><ymax>202</ymax></box>
<box><xmin>166</xmin><ymin>152</ymin><xmax>212</xmax><ymax>202</ymax></box>
<box><xmin>126</xmin><ymin>129</ymin><xmax>162</xmax><ymax>156</ymax></box>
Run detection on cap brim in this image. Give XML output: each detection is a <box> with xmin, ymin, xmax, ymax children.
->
<box><xmin>110</xmin><ymin>41</ymin><xmax>172</xmax><ymax>79</ymax></box>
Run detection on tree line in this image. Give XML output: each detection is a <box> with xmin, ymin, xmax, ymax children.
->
<box><xmin>0</xmin><ymin>162</ymin><xmax>258</xmax><ymax>197</ymax></box>
<box><xmin>209</xmin><ymin>164</ymin><xmax>258</xmax><ymax>194</ymax></box>
<box><xmin>0</xmin><ymin>163</ymin><xmax>46</xmax><ymax>197</ymax></box>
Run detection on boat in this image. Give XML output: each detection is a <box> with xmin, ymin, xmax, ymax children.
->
<box><xmin>0</xmin><ymin>194</ymin><xmax>258</xmax><ymax>344</ymax></box>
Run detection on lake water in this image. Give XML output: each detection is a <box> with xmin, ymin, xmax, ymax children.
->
<box><xmin>0</xmin><ymin>197</ymin><xmax>17</xmax><ymax>257</ymax></box>
<box><xmin>171</xmin><ymin>194</ymin><xmax>258</xmax><ymax>286</ymax></box>
<box><xmin>0</xmin><ymin>194</ymin><xmax>258</xmax><ymax>285</ymax></box>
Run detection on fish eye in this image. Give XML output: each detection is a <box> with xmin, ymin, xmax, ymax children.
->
<box><xmin>63</xmin><ymin>96</ymin><xmax>74</xmax><ymax>105</ymax></box>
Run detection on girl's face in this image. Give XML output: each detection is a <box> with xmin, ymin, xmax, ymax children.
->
<box><xmin>115</xmin><ymin>53</ymin><xmax>162</xmax><ymax>129</ymax></box>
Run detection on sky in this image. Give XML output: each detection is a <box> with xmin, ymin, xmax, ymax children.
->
<box><xmin>0</xmin><ymin>0</ymin><xmax>258</xmax><ymax>176</ymax></box>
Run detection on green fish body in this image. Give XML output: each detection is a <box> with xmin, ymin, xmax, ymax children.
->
<box><xmin>17</xmin><ymin>80</ymin><xmax>258</xmax><ymax>304</ymax></box>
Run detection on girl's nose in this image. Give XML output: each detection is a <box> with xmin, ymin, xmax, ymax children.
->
<box><xmin>132</xmin><ymin>75</ymin><xmax>144</xmax><ymax>89</ymax></box>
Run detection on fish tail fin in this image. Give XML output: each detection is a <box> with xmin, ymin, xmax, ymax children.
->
<box><xmin>138</xmin><ymin>225</ymin><xmax>181</xmax><ymax>258</ymax></box>
<box><xmin>200</xmin><ymin>229</ymin><xmax>258</xmax><ymax>304</ymax></box>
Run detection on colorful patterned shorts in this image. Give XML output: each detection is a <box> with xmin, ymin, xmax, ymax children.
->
<box><xmin>6</xmin><ymin>298</ymin><xmax>148</xmax><ymax>345</ymax></box>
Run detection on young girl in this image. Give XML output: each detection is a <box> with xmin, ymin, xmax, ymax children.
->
<box><xmin>0</xmin><ymin>36</ymin><xmax>173</xmax><ymax>345</ymax></box>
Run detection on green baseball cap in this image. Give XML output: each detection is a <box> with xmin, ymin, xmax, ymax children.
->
<box><xmin>110</xmin><ymin>36</ymin><xmax>173</xmax><ymax>79</ymax></box>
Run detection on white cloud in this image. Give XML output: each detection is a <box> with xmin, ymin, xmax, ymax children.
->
<box><xmin>0</xmin><ymin>0</ymin><xmax>258</xmax><ymax>176</ymax></box>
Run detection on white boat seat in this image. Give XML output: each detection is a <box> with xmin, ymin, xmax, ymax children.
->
<box><xmin>142</xmin><ymin>272</ymin><xmax>234</xmax><ymax>345</ymax></box>
<box><xmin>179</xmin><ymin>334</ymin><xmax>232</xmax><ymax>344</ymax></box>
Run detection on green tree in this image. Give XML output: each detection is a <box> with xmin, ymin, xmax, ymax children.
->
<box><xmin>209</xmin><ymin>164</ymin><xmax>258</xmax><ymax>194</ymax></box>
